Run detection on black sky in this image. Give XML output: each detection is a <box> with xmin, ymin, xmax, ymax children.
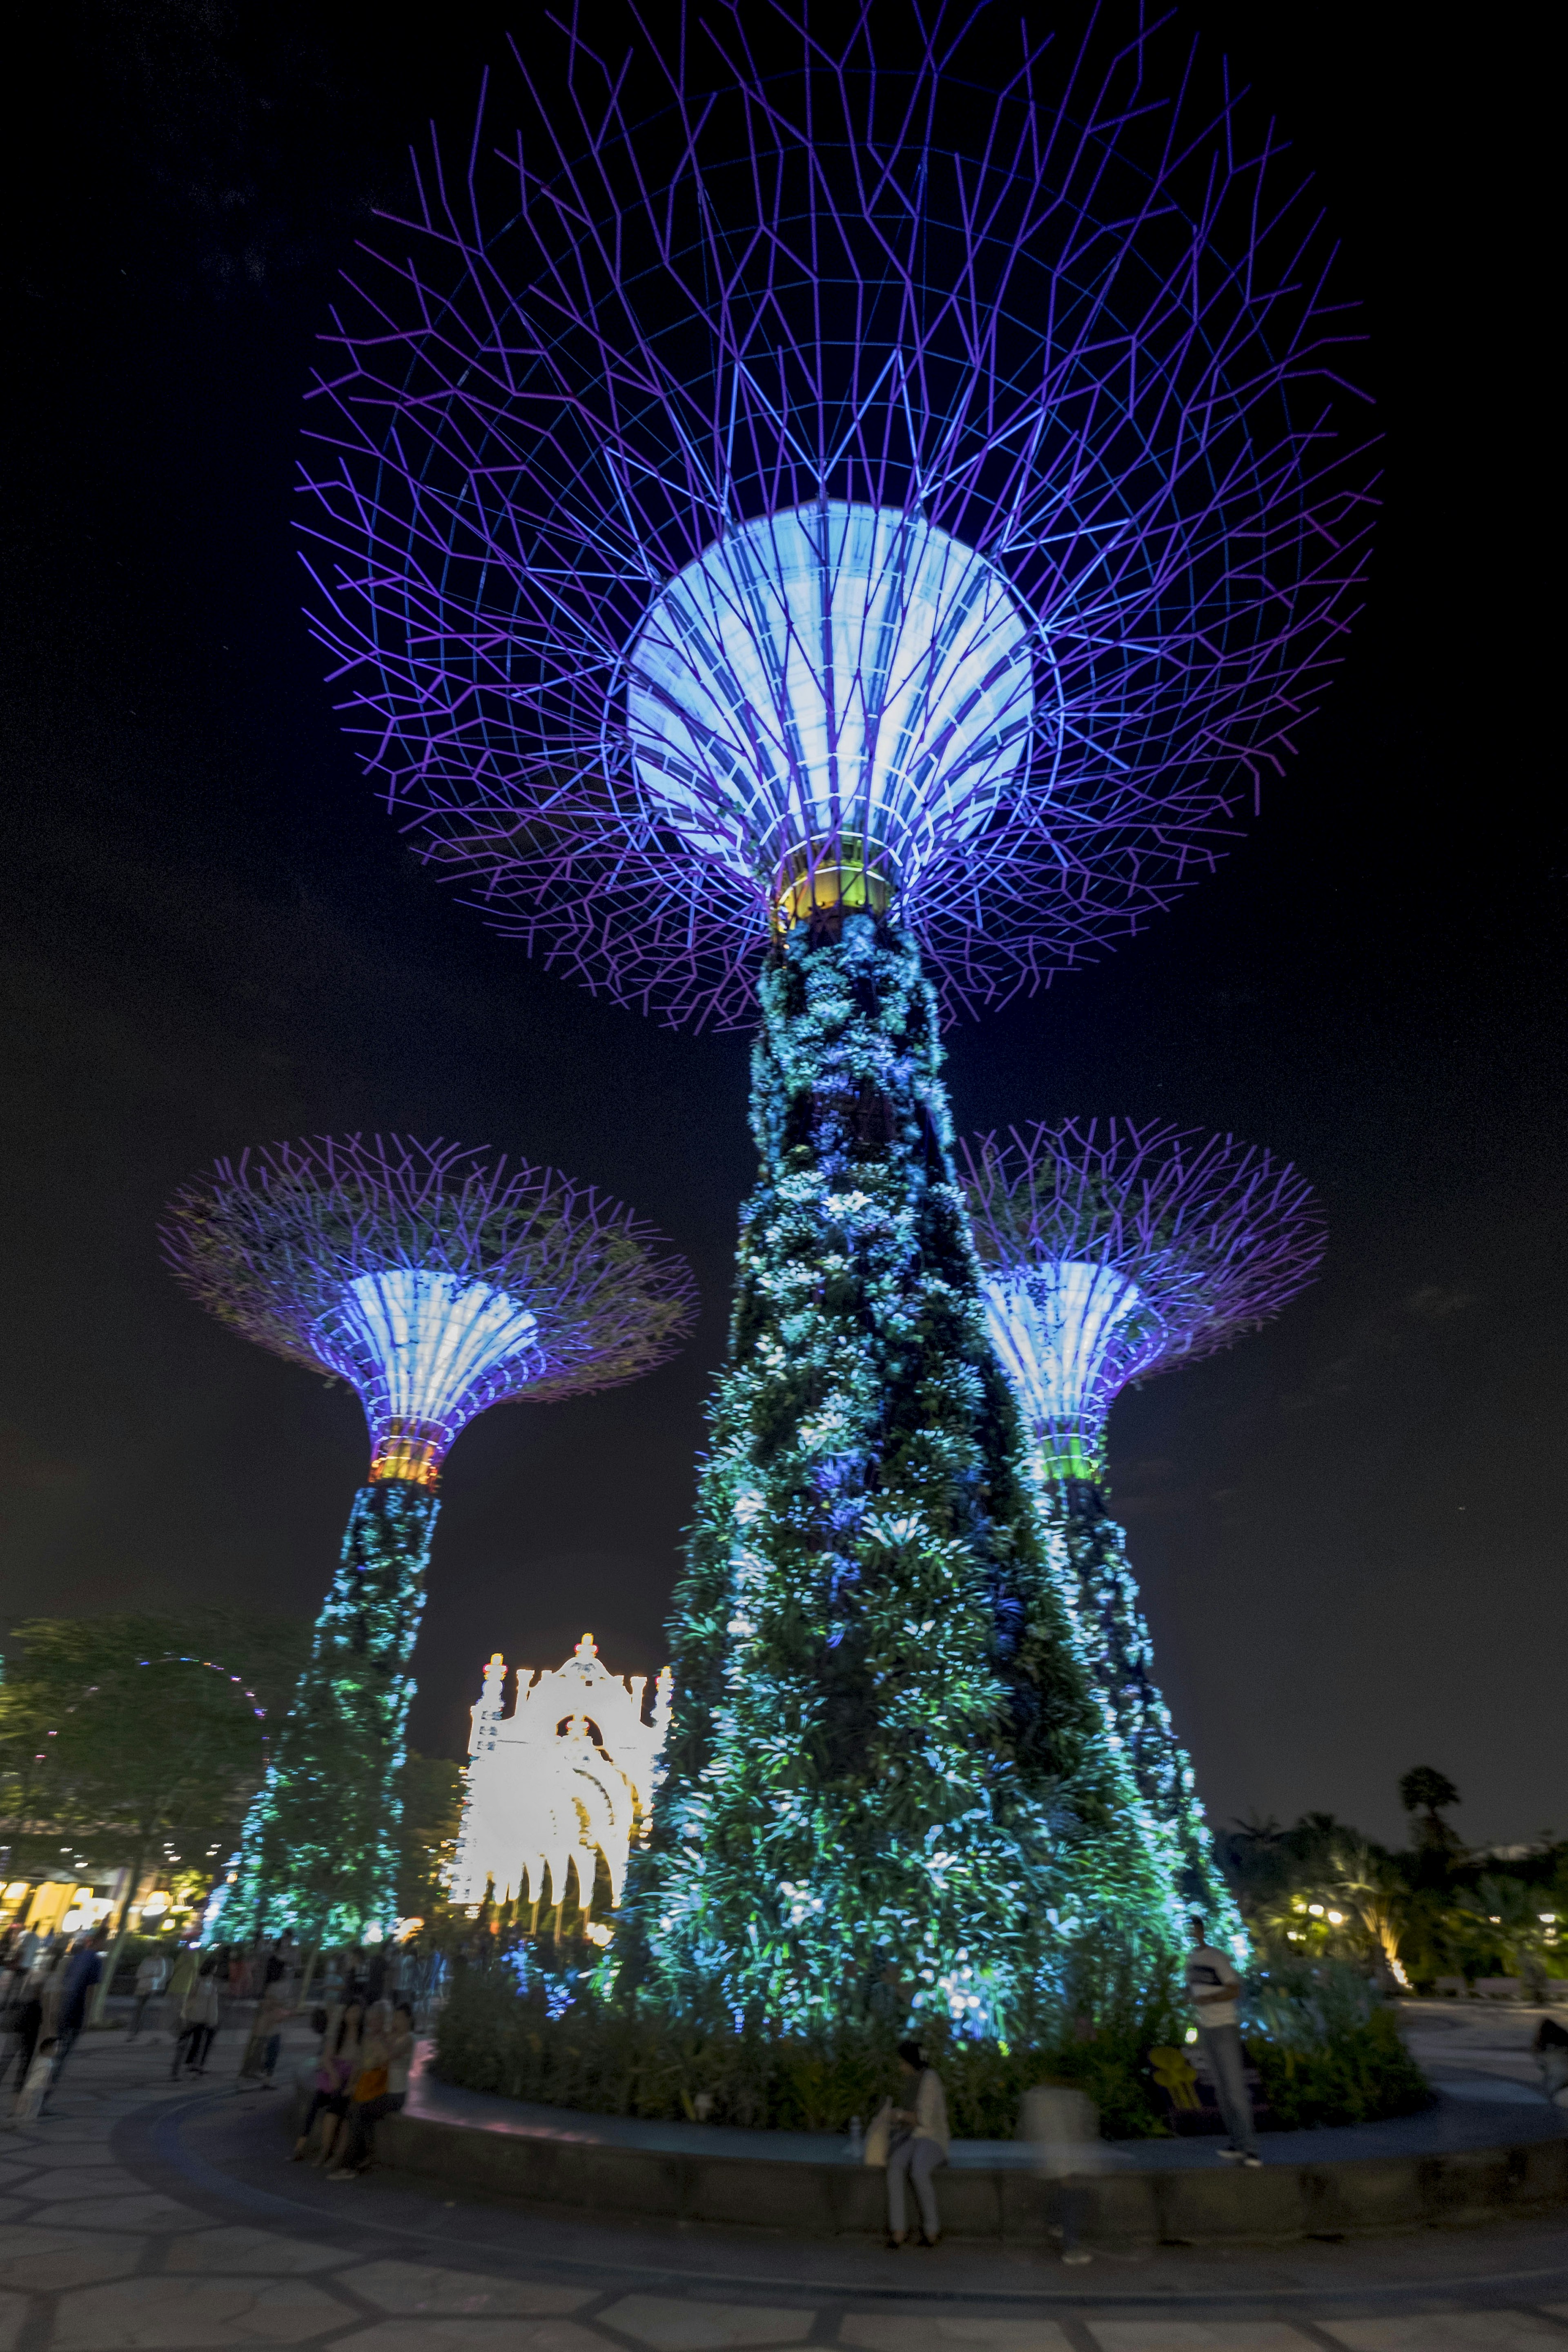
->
<box><xmin>2</xmin><ymin>2</ymin><xmax>1560</xmax><ymax>1852</ymax></box>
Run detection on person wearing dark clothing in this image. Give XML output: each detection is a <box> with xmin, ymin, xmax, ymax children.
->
<box><xmin>1534</xmin><ymin>2013</ymin><xmax>1568</xmax><ymax>2104</ymax></box>
<box><xmin>47</xmin><ymin>1940</ymin><xmax>103</xmax><ymax>2098</ymax></box>
<box><xmin>2</xmin><ymin>1990</ymin><xmax>44</xmax><ymax>2091</ymax></box>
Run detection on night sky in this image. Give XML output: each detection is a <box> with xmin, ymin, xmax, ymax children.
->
<box><xmin>3</xmin><ymin>3</ymin><xmax>1560</xmax><ymax>1852</ymax></box>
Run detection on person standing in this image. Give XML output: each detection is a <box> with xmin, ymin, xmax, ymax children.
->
<box><xmin>129</xmin><ymin>1948</ymin><xmax>168</xmax><ymax>2041</ymax></box>
<box><xmin>885</xmin><ymin>2038</ymin><xmax>949</xmax><ymax>2248</ymax></box>
<box><xmin>165</xmin><ymin>1942</ymin><xmax>201</xmax><ymax>2074</ymax></box>
<box><xmin>1</xmin><ymin>1954</ymin><xmax>48</xmax><ymax>2094</ymax></box>
<box><xmin>1021</xmin><ymin>2076</ymin><xmax>1102</xmax><ymax>2263</ymax></box>
<box><xmin>177</xmin><ymin>1957</ymin><xmax>221</xmax><ymax>2076</ymax></box>
<box><xmin>238</xmin><ymin>1975</ymin><xmax>294</xmax><ymax>2091</ymax></box>
<box><xmin>1185</xmin><ymin>1913</ymin><xmax>1261</xmax><ymax>2167</ymax></box>
<box><xmin>1532</xmin><ymin>2014</ymin><xmax>1568</xmax><ymax>2105</ymax></box>
<box><xmin>45</xmin><ymin>1935</ymin><xmax>104</xmax><ymax>2100</ymax></box>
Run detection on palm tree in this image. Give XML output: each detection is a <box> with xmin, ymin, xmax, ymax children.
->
<box><xmin>1399</xmin><ymin>1766</ymin><xmax>1463</xmax><ymax>1856</ymax></box>
<box><xmin>1332</xmin><ymin>1841</ymin><xmax>1412</xmax><ymax>1989</ymax></box>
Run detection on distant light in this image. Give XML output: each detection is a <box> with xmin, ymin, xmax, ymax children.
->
<box><xmin>628</xmin><ymin>501</ymin><xmax>1035</xmax><ymax>902</ymax></box>
<box><xmin>1326</xmin><ymin>1910</ymin><xmax>1345</xmax><ymax>1925</ymax></box>
<box><xmin>1307</xmin><ymin>1903</ymin><xmax>1324</xmax><ymax>1917</ymax></box>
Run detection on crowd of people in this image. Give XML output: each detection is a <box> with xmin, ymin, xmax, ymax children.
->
<box><xmin>0</xmin><ymin>1918</ymin><xmax>435</xmax><ymax>2173</ymax></box>
<box><xmin>0</xmin><ymin>1920</ymin><xmax>106</xmax><ymax>2114</ymax></box>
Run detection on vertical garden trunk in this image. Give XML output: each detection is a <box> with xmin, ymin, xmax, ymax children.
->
<box><xmin>628</xmin><ymin>915</ymin><xmax>1176</xmax><ymax>2034</ymax></box>
<box><xmin>220</xmin><ymin>1480</ymin><xmax>439</xmax><ymax>1942</ymax></box>
<box><xmin>1044</xmin><ymin>1477</ymin><xmax>1242</xmax><ymax>1944</ymax></box>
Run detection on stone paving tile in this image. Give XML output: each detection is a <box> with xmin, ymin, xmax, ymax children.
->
<box><xmin>0</xmin><ymin>2225</ymin><xmax>147</xmax><ymax>2292</ymax></box>
<box><xmin>30</xmin><ymin>2193</ymin><xmax>209</xmax><ymax>2231</ymax></box>
<box><xmin>7</xmin><ymin>2126</ymin><xmax>109</xmax><ymax>2147</ymax></box>
<box><xmin>599</xmin><ymin>2296</ymin><xmax>816</xmax><ymax>2350</ymax></box>
<box><xmin>18</xmin><ymin>2169</ymin><xmax>164</xmax><ymax>2203</ymax></box>
<box><xmin>49</xmin><ymin>2272</ymin><xmax>352</xmax><ymax>2347</ymax></box>
<box><xmin>165</xmin><ymin>2228</ymin><xmax>344</xmax><ymax>2274</ymax></box>
<box><xmin>1085</xmin><ymin>2328</ymin><xmax>1321</xmax><ymax>2350</ymax></box>
<box><xmin>841</xmin><ymin>2318</ymin><xmax>1076</xmax><ymax>2349</ymax></box>
<box><xmin>340</xmin><ymin>2260</ymin><xmax>592</xmax><ymax>2316</ymax></box>
<box><xmin>330</xmin><ymin>2325</ymin><xmax>613</xmax><ymax>2352</ymax></box>
<box><xmin>1319</xmin><ymin>2317</ymin><xmax>1568</xmax><ymax>2348</ymax></box>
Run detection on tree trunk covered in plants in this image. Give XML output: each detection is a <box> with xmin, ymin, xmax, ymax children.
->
<box><xmin>1042</xmin><ymin>1477</ymin><xmax>1242</xmax><ymax>1948</ymax></box>
<box><xmin>216</xmin><ymin>1480</ymin><xmax>439</xmax><ymax>1944</ymax></box>
<box><xmin>624</xmin><ymin>914</ymin><xmax>1178</xmax><ymax>2034</ymax></box>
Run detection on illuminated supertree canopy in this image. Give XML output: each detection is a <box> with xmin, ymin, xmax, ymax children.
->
<box><xmin>163</xmin><ymin>1135</ymin><xmax>696</xmax><ymax>1942</ymax></box>
<box><xmin>292</xmin><ymin>4</ymin><xmax>1369</xmax><ymax>2025</ymax></box>
<box><xmin>960</xmin><ymin>1118</ymin><xmax>1325</xmax><ymax>1936</ymax></box>
<box><xmin>301</xmin><ymin>2</ymin><xmax>1373</xmax><ymax>1028</ymax></box>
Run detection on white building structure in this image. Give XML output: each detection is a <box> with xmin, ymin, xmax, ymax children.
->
<box><xmin>449</xmin><ymin>1635</ymin><xmax>673</xmax><ymax>1924</ymax></box>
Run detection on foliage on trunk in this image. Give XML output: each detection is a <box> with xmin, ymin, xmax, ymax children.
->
<box><xmin>218</xmin><ymin>1479</ymin><xmax>438</xmax><ymax>1942</ymax></box>
<box><xmin>621</xmin><ymin>915</ymin><xmax>1179</xmax><ymax>2035</ymax></box>
<box><xmin>1041</xmin><ymin>1479</ymin><xmax>1243</xmax><ymax>1949</ymax></box>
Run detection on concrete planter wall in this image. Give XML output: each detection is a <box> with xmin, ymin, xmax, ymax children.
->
<box><xmin>364</xmin><ymin>2108</ymin><xmax>1568</xmax><ymax>2246</ymax></box>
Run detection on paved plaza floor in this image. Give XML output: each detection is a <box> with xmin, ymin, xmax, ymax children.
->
<box><xmin>3</xmin><ymin>2023</ymin><xmax>1568</xmax><ymax>2350</ymax></box>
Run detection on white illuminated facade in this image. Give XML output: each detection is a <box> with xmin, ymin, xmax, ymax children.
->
<box><xmin>628</xmin><ymin>501</ymin><xmax>1036</xmax><ymax>901</ymax></box>
<box><xmin>981</xmin><ymin>1258</ymin><xmax>1148</xmax><ymax>1476</ymax></box>
<box><xmin>335</xmin><ymin>1267</ymin><xmax>540</xmax><ymax>1478</ymax></box>
<box><xmin>449</xmin><ymin>1635</ymin><xmax>673</xmax><ymax>1922</ymax></box>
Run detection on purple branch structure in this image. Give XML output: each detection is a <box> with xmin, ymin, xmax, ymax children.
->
<box><xmin>162</xmin><ymin>1134</ymin><xmax>695</xmax><ymax>1940</ymax></box>
<box><xmin>960</xmin><ymin>1116</ymin><xmax>1324</xmax><ymax>1931</ymax></box>
<box><xmin>960</xmin><ymin>1119</ymin><xmax>1325</xmax><ymax>1481</ymax></box>
<box><xmin>300</xmin><ymin>3</ymin><xmax>1373</xmax><ymax>1028</ymax></box>
<box><xmin>281</xmin><ymin>7</ymin><xmax>1370</xmax><ymax>2007</ymax></box>
<box><xmin>163</xmin><ymin>1134</ymin><xmax>697</xmax><ymax>1487</ymax></box>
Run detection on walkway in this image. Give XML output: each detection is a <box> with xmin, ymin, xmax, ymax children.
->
<box><xmin>2</xmin><ymin>2023</ymin><xmax>1568</xmax><ymax>2349</ymax></box>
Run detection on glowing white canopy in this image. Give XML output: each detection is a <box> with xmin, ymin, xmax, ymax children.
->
<box><xmin>627</xmin><ymin>501</ymin><xmax>1035</xmax><ymax>897</ymax></box>
<box><xmin>339</xmin><ymin>1267</ymin><xmax>539</xmax><ymax>1434</ymax></box>
<box><xmin>982</xmin><ymin>1259</ymin><xmax>1146</xmax><ymax>1453</ymax></box>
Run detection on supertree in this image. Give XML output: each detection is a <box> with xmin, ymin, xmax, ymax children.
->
<box><xmin>162</xmin><ymin>1134</ymin><xmax>696</xmax><ymax>1944</ymax></box>
<box><xmin>296</xmin><ymin>4</ymin><xmax>1371</xmax><ymax>2025</ymax></box>
<box><xmin>960</xmin><ymin>1119</ymin><xmax>1325</xmax><ymax>1942</ymax></box>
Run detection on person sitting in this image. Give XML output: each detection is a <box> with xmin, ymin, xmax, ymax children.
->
<box><xmin>293</xmin><ymin>2002</ymin><xmax>363</xmax><ymax>2167</ymax></box>
<box><xmin>886</xmin><ymin>2038</ymin><xmax>949</xmax><ymax>2249</ymax></box>
<box><xmin>329</xmin><ymin>1999</ymin><xmax>414</xmax><ymax>2178</ymax></box>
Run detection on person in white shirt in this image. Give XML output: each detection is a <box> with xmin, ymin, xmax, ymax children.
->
<box><xmin>1022</xmin><ymin>2078</ymin><xmax>1105</xmax><ymax>2262</ymax></box>
<box><xmin>886</xmin><ymin>2038</ymin><xmax>949</xmax><ymax>2247</ymax></box>
<box><xmin>129</xmin><ymin>1950</ymin><xmax>167</xmax><ymax>2042</ymax></box>
<box><xmin>1185</xmin><ymin>1913</ymin><xmax>1260</xmax><ymax>2165</ymax></box>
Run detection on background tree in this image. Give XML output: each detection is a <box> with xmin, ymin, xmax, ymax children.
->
<box><xmin>1399</xmin><ymin>1766</ymin><xmax>1463</xmax><ymax>1860</ymax></box>
<box><xmin>395</xmin><ymin>1750</ymin><xmax>463</xmax><ymax>1928</ymax></box>
<box><xmin>0</xmin><ymin>1611</ymin><xmax>308</xmax><ymax>2007</ymax></box>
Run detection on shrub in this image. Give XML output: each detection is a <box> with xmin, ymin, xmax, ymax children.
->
<box><xmin>1245</xmin><ymin>1959</ymin><xmax>1432</xmax><ymax>2128</ymax></box>
<box><xmin>433</xmin><ymin>1947</ymin><xmax>1187</xmax><ymax>2138</ymax></box>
